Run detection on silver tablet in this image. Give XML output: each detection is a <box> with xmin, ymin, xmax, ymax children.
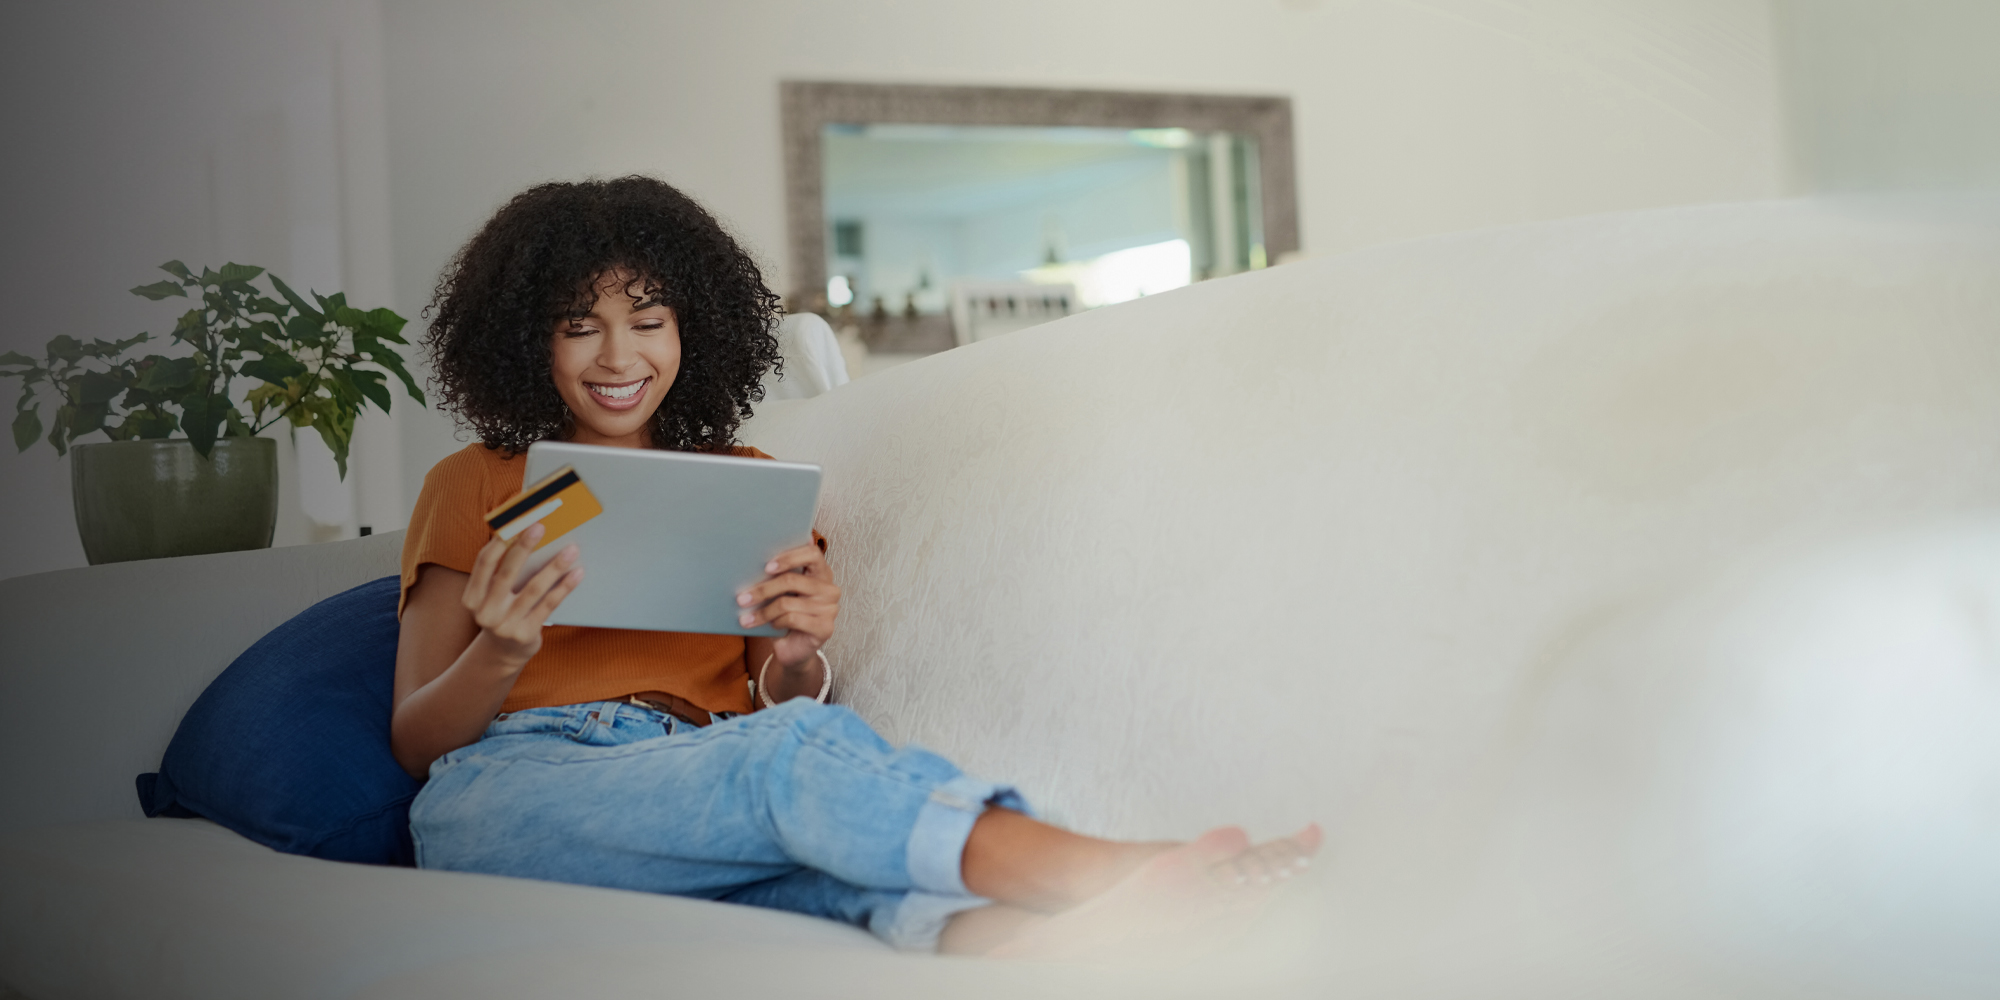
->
<box><xmin>517</xmin><ymin>441</ymin><xmax>821</xmax><ymax>636</ymax></box>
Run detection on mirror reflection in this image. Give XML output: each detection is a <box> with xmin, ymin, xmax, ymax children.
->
<box><xmin>821</xmin><ymin>123</ymin><xmax>1265</xmax><ymax>357</ymax></box>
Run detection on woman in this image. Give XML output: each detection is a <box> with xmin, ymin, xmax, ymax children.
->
<box><xmin>392</xmin><ymin>176</ymin><xmax>1317</xmax><ymax>957</ymax></box>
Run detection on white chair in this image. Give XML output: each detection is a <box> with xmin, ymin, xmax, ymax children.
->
<box><xmin>760</xmin><ymin>312</ymin><xmax>851</xmax><ymax>401</ymax></box>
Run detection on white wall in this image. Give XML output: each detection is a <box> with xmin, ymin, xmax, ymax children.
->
<box><xmin>381</xmin><ymin>0</ymin><xmax>1794</xmax><ymax>508</ymax></box>
<box><xmin>3</xmin><ymin>0</ymin><xmax>1796</xmax><ymax>578</ymax></box>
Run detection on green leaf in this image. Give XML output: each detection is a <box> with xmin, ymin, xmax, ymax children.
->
<box><xmin>160</xmin><ymin>260</ymin><xmax>194</xmax><ymax>281</ymax></box>
<box><xmin>11</xmin><ymin>406</ymin><xmax>40</xmax><ymax>452</ymax></box>
<box><xmin>0</xmin><ymin>350</ymin><xmax>41</xmax><ymax>367</ymax></box>
<box><xmin>287</xmin><ymin>403</ymin><xmax>314</xmax><ymax>428</ymax></box>
<box><xmin>325</xmin><ymin>369</ymin><xmax>362</xmax><ymax>409</ymax></box>
<box><xmin>75</xmin><ymin>337</ymin><xmax>136</xmax><ymax>361</ymax></box>
<box><xmin>136</xmin><ymin>355</ymin><xmax>201</xmax><ymax>393</ymax></box>
<box><xmin>349</xmin><ymin>368</ymin><xmax>392</xmax><ymax>414</ymax></box>
<box><xmin>131</xmin><ymin>280</ymin><xmax>188</xmax><ymax>300</ymax></box>
<box><xmin>243</xmin><ymin>383</ymin><xmax>284</xmax><ymax>426</ymax></box>
<box><xmin>128</xmin><ymin>409</ymin><xmax>178</xmax><ymax>439</ymax></box>
<box><xmin>223</xmin><ymin>408</ymin><xmax>253</xmax><ymax>438</ymax></box>
<box><xmin>171</xmin><ymin>308</ymin><xmax>207</xmax><ymax>348</ymax></box>
<box><xmin>48</xmin><ymin>404</ymin><xmax>73</xmax><ymax>455</ymax></box>
<box><xmin>230</xmin><ymin>330</ymin><xmax>280</xmax><ymax>356</ymax></box>
<box><xmin>331</xmin><ymin>305</ymin><xmax>367</xmax><ymax>331</ymax></box>
<box><xmin>179</xmin><ymin>392</ymin><xmax>231</xmax><ymax>457</ymax></box>
<box><xmin>101</xmin><ymin>417</ymin><xmax>136</xmax><ymax>442</ymax></box>
<box><xmin>285</xmin><ymin>313</ymin><xmax>328</xmax><ymax>343</ymax></box>
<box><xmin>240</xmin><ymin>354</ymin><xmax>308</xmax><ymax>385</ymax></box>
<box><xmin>72</xmin><ymin>371</ymin><xmax>126</xmax><ymax>405</ymax></box>
<box><xmin>247</xmin><ymin>296</ymin><xmax>289</xmax><ymax>318</ymax></box>
<box><xmin>46</xmin><ymin>335</ymin><xmax>84</xmax><ymax>363</ymax></box>
<box><xmin>242</xmin><ymin>319</ymin><xmax>284</xmax><ymax>344</ymax></box>
<box><xmin>69</xmin><ymin>401</ymin><xmax>108</xmax><ymax>438</ymax></box>
<box><xmin>370</xmin><ymin>351</ymin><xmax>426</xmax><ymax>406</ymax></box>
<box><xmin>357</xmin><ymin>307</ymin><xmax>409</xmax><ymax>342</ymax></box>
<box><xmin>311</xmin><ymin>407</ymin><xmax>356</xmax><ymax>479</ymax></box>
<box><xmin>217</xmin><ymin>262</ymin><xmax>265</xmax><ymax>285</ymax></box>
<box><xmin>267</xmin><ymin>275</ymin><xmax>322</xmax><ymax>323</ymax></box>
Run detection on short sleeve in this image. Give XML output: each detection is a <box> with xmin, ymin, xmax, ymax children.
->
<box><xmin>398</xmin><ymin>447</ymin><xmax>504</xmax><ymax>618</ymax></box>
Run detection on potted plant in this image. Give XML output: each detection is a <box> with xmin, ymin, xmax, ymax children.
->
<box><xmin>1</xmin><ymin>262</ymin><xmax>423</xmax><ymax>564</ymax></box>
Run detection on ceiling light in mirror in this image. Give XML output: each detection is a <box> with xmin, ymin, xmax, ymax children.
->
<box><xmin>826</xmin><ymin>274</ymin><xmax>854</xmax><ymax>308</ymax></box>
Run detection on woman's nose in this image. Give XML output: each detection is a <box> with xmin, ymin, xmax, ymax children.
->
<box><xmin>597</xmin><ymin>329</ymin><xmax>638</xmax><ymax>370</ymax></box>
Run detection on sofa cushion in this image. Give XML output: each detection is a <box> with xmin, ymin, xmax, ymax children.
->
<box><xmin>136</xmin><ymin>575</ymin><xmax>418</xmax><ymax>865</ymax></box>
<box><xmin>0</xmin><ymin>819</ymin><xmax>886</xmax><ymax>1000</ymax></box>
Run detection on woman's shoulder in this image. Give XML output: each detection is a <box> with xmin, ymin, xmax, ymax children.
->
<box><xmin>419</xmin><ymin>442</ymin><xmax>525</xmax><ymax>505</ymax></box>
<box><xmin>726</xmin><ymin>444</ymin><xmax>775</xmax><ymax>461</ymax></box>
<box><xmin>424</xmin><ymin>442</ymin><xmax>522</xmax><ymax>480</ymax></box>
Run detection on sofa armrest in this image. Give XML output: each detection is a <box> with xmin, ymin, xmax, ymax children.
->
<box><xmin>0</xmin><ymin>532</ymin><xmax>404</xmax><ymax>838</ymax></box>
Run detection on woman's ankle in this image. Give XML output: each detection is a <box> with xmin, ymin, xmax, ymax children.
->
<box><xmin>960</xmin><ymin>808</ymin><xmax>1171</xmax><ymax>910</ymax></box>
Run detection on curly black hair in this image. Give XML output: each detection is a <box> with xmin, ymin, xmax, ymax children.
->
<box><xmin>424</xmin><ymin>176</ymin><xmax>783</xmax><ymax>455</ymax></box>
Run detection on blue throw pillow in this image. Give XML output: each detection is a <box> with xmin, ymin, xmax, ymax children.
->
<box><xmin>136</xmin><ymin>575</ymin><xmax>419</xmax><ymax>865</ymax></box>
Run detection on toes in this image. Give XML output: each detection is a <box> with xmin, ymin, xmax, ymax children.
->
<box><xmin>1204</xmin><ymin>829</ymin><xmax>1323</xmax><ymax>889</ymax></box>
<box><xmin>1206</xmin><ymin>847</ymin><xmax>1275</xmax><ymax>888</ymax></box>
<box><xmin>1207</xmin><ymin>857</ymin><xmax>1251</xmax><ymax>888</ymax></box>
<box><xmin>1254</xmin><ymin>843</ymin><xmax>1298</xmax><ymax>881</ymax></box>
<box><xmin>1292</xmin><ymin>822</ymin><xmax>1324</xmax><ymax>857</ymax></box>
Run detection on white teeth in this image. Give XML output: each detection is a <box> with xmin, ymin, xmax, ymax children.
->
<box><xmin>589</xmin><ymin>379</ymin><xmax>645</xmax><ymax>400</ymax></box>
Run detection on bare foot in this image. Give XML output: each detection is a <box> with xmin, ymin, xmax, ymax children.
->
<box><xmin>978</xmin><ymin>824</ymin><xmax>1322</xmax><ymax>962</ymax></box>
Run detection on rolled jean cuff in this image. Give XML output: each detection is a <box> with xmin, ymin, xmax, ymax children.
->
<box><xmin>903</xmin><ymin>774</ymin><xmax>1031</xmax><ymax>897</ymax></box>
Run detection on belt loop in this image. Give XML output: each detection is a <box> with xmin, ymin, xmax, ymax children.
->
<box><xmin>596</xmin><ymin>701</ymin><xmax>617</xmax><ymax>730</ymax></box>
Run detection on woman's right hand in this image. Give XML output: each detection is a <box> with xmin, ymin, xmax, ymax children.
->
<box><xmin>462</xmin><ymin>522</ymin><xmax>585</xmax><ymax>665</ymax></box>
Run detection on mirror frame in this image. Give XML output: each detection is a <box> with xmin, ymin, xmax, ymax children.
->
<box><xmin>780</xmin><ymin>81</ymin><xmax>1297</xmax><ymax>308</ymax></box>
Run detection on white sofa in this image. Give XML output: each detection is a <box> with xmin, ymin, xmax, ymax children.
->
<box><xmin>4</xmin><ymin>196</ymin><xmax>1998</xmax><ymax>1000</ymax></box>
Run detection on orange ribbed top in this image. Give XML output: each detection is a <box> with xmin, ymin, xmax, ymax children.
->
<box><xmin>400</xmin><ymin>442</ymin><xmax>786</xmax><ymax>714</ymax></box>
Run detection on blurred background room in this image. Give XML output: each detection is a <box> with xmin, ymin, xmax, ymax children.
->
<box><xmin>1</xmin><ymin>0</ymin><xmax>1996</xmax><ymax>579</ymax></box>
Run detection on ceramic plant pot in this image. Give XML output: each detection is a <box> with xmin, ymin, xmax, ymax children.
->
<box><xmin>70</xmin><ymin>437</ymin><xmax>278</xmax><ymax>564</ymax></box>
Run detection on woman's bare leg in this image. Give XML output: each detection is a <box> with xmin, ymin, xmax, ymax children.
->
<box><xmin>957</xmin><ymin>807</ymin><xmax>1173</xmax><ymax>910</ymax></box>
<box><xmin>942</xmin><ymin>809</ymin><xmax>1322</xmax><ymax>957</ymax></box>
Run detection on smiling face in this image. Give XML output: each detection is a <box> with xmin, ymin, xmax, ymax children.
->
<box><xmin>548</xmin><ymin>271</ymin><xmax>682</xmax><ymax>448</ymax></box>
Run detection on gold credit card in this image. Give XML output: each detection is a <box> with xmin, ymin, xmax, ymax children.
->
<box><xmin>483</xmin><ymin>465</ymin><xmax>603</xmax><ymax>548</ymax></box>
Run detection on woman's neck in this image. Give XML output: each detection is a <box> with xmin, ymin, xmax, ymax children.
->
<box><xmin>566</xmin><ymin>426</ymin><xmax>651</xmax><ymax>449</ymax></box>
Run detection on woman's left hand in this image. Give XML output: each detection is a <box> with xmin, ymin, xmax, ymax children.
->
<box><xmin>737</xmin><ymin>542</ymin><xmax>840</xmax><ymax>668</ymax></box>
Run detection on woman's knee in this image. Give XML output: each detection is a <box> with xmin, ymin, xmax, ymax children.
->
<box><xmin>750</xmin><ymin>698</ymin><xmax>890</xmax><ymax>752</ymax></box>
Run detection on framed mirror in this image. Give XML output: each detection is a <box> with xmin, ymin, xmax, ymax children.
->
<box><xmin>781</xmin><ymin>82</ymin><xmax>1297</xmax><ymax>358</ymax></box>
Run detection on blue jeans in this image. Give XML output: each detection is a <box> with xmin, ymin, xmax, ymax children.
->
<box><xmin>408</xmin><ymin>698</ymin><xmax>1029</xmax><ymax>951</ymax></box>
